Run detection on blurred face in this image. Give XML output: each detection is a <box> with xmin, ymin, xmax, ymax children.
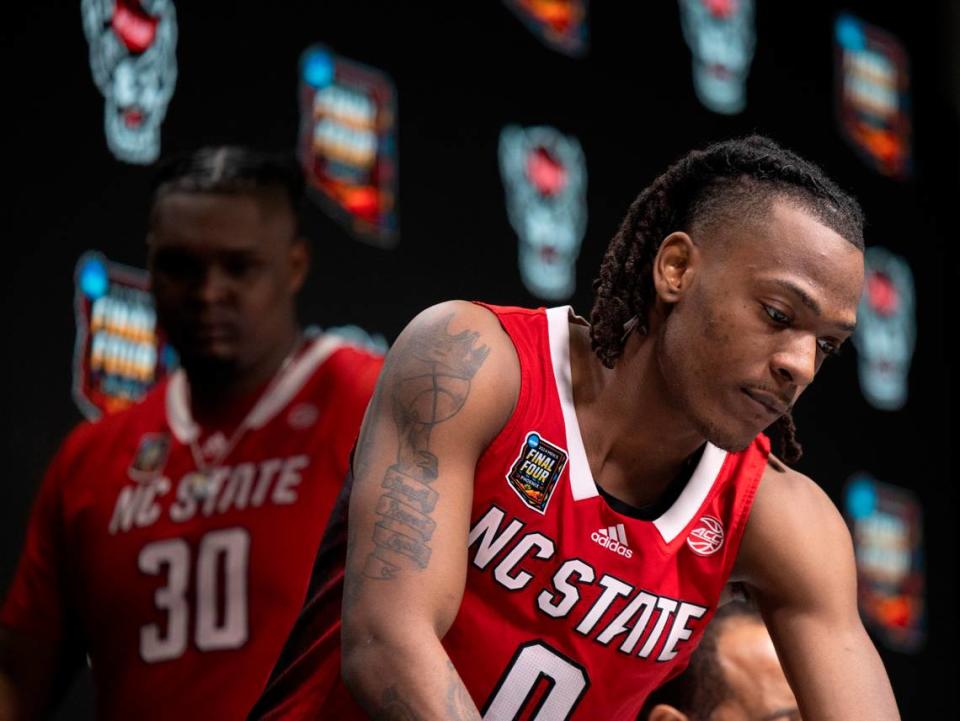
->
<box><xmin>148</xmin><ymin>191</ymin><xmax>308</xmax><ymax>379</ymax></box>
<box><xmin>656</xmin><ymin>198</ymin><xmax>863</xmax><ymax>452</ymax></box>
<box><xmin>710</xmin><ymin>619</ymin><xmax>799</xmax><ymax>721</ymax></box>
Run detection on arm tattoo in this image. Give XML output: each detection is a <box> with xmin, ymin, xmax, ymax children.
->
<box><xmin>355</xmin><ymin>313</ymin><xmax>490</xmax><ymax>581</ymax></box>
<box><xmin>376</xmin><ymin>687</ymin><xmax>424</xmax><ymax>721</ymax></box>
<box><xmin>446</xmin><ymin>661</ymin><xmax>482</xmax><ymax>721</ymax></box>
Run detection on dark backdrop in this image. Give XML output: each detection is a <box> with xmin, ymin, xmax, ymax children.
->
<box><xmin>2</xmin><ymin>2</ymin><xmax>956</xmax><ymax>718</ymax></box>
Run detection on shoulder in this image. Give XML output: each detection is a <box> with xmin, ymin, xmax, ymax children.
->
<box><xmin>397</xmin><ymin>300</ymin><xmax>520</xmax><ymax>374</ymax></box>
<box><xmin>318</xmin><ymin>338</ymin><xmax>385</xmax><ymax>390</ymax></box>
<box><xmin>734</xmin><ymin>455</ymin><xmax>854</xmax><ymax>602</ymax></box>
<box><xmin>390</xmin><ymin>301</ymin><xmax>521</xmax><ymax>441</ymax></box>
<box><xmin>54</xmin><ymin>384</ymin><xmax>168</xmax><ymax>474</ymax></box>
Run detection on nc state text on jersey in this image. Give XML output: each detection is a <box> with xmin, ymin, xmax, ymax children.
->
<box><xmin>469</xmin><ymin>505</ymin><xmax>708</xmax><ymax>662</ymax></box>
<box><xmin>109</xmin><ymin>455</ymin><xmax>310</xmax><ymax>534</ymax></box>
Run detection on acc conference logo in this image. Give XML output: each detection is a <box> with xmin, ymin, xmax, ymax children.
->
<box><xmin>687</xmin><ymin>515</ymin><xmax>724</xmax><ymax>556</ymax></box>
<box><xmin>81</xmin><ymin>0</ymin><xmax>178</xmax><ymax>164</ymax></box>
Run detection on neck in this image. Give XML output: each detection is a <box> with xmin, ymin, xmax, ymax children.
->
<box><xmin>186</xmin><ymin>325</ymin><xmax>302</xmax><ymax>422</ymax></box>
<box><xmin>570</xmin><ymin>323</ymin><xmax>705</xmax><ymax>508</ymax></box>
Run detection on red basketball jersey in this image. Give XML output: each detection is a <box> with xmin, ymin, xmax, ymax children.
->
<box><xmin>252</xmin><ymin>306</ymin><xmax>768</xmax><ymax>720</ymax></box>
<box><xmin>1</xmin><ymin>334</ymin><xmax>382</xmax><ymax>721</ymax></box>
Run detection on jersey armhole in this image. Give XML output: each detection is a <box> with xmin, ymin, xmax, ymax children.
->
<box><xmin>471</xmin><ymin>304</ymin><xmax>531</xmax><ymax>472</ymax></box>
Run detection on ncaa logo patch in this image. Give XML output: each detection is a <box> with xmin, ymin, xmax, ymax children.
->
<box><xmin>687</xmin><ymin>515</ymin><xmax>724</xmax><ymax>556</ymax></box>
<box><xmin>506</xmin><ymin>432</ymin><xmax>568</xmax><ymax>514</ymax></box>
<box><xmin>128</xmin><ymin>432</ymin><xmax>170</xmax><ymax>482</ymax></box>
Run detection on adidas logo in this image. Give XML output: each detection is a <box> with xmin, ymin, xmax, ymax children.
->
<box><xmin>591</xmin><ymin>523</ymin><xmax>633</xmax><ymax>559</ymax></box>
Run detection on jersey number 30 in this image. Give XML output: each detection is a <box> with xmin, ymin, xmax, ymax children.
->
<box><xmin>137</xmin><ymin>527</ymin><xmax>250</xmax><ymax>663</ymax></box>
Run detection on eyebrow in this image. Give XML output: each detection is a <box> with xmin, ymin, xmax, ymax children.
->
<box><xmin>772</xmin><ymin>279</ymin><xmax>857</xmax><ymax>333</ymax></box>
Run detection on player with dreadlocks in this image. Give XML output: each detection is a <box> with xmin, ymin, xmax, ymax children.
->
<box><xmin>250</xmin><ymin>135</ymin><xmax>899</xmax><ymax>721</ymax></box>
<box><xmin>589</xmin><ymin>134</ymin><xmax>864</xmax><ymax>464</ymax></box>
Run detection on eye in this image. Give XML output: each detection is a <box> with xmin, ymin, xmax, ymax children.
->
<box><xmin>762</xmin><ymin>304</ymin><xmax>791</xmax><ymax>326</ymax></box>
<box><xmin>223</xmin><ymin>256</ymin><xmax>261</xmax><ymax>278</ymax></box>
<box><xmin>817</xmin><ymin>339</ymin><xmax>843</xmax><ymax>357</ymax></box>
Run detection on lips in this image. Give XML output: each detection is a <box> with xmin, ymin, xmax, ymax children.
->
<box><xmin>742</xmin><ymin>388</ymin><xmax>789</xmax><ymax>418</ymax></box>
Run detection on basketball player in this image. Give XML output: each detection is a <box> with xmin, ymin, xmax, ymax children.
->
<box><xmin>251</xmin><ymin>136</ymin><xmax>899</xmax><ymax>720</ymax></box>
<box><xmin>640</xmin><ymin>600</ymin><xmax>800</xmax><ymax>721</ymax></box>
<box><xmin>0</xmin><ymin>147</ymin><xmax>383</xmax><ymax>720</ymax></box>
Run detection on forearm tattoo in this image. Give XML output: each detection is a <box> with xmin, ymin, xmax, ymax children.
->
<box><xmin>372</xmin><ymin>666</ymin><xmax>480</xmax><ymax>721</ymax></box>
<box><xmin>354</xmin><ymin>313</ymin><xmax>489</xmax><ymax>582</ymax></box>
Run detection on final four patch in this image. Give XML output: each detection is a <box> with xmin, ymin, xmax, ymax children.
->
<box><xmin>128</xmin><ymin>432</ymin><xmax>171</xmax><ymax>482</ymax></box>
<box><xmin>506</xmin><ymin>432</ymin><xmax>568</xmax><ymax>513</ymax></box>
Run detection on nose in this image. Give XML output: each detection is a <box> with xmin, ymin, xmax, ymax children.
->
<box><xmin>197</xmin><ymin>264</ymin><xmax>231</xmax><ymax>304</ymax></box>
<box><xmin>771</xmin><ymin>333</ymin><xmax>818</xmax><ymax>390</ymax></box>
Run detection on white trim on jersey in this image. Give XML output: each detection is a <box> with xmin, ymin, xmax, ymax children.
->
<box><xmin>165</xmin><ymin>334</ymin><xmax>346</xmax><ymax>444</ymax></box>
<box><xmin>546</xmin><ymin>306</ymin><xmax>728</xmax><ymax>544</ymax></box>
<box><xmin>653</xmin><ymin>442</ymin><xmax>727</xmax><ymax>543</ymax></box>
<box><xmin>546</xmin><ymin>305</ymin><xmax>598</xmax><ymax>503</ymax></box>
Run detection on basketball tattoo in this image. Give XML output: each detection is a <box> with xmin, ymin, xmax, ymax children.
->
<box><xmin>352</xmin><ymin>314</ymin><xmax>490</xmax><ymax>582</ymax></box>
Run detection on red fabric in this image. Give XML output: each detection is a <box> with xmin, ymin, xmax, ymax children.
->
<box><xmin>253</xmin><ymin>305</ymin><xmax>767</xmax><ymax>719</ymax></box>
<box><xmin>1</xmin><ymin>338</ymin><xmax>382</xmax><ymax>721</ymax></box>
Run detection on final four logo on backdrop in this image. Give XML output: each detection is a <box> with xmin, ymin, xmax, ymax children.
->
<box><xmin>503</xmin><ymin>0</ymin><xmax>589</xmax><ymax>57</ymax></box>
<box><xmin>298</xmin><ymin>44</ymin><xmax>398</xmax><ymax>248</ymax></box>
<box><xmin>506</xmin><ymin>432</ymin><xmax>568</xmax><ymax>513</ymax></box>
<box><xmin>844</xmin><ymin>473</ymin><xmax>925</xmax><ymax>652</ymax></box>
<box><xmin>73</xmin><ymin>252</ymin><xmax>178</xmax><ymax>419</ymax></box>
<box><xmin>834</xmin><ymin>13</ymin><xmax>912</xmax><ymax>179</ymax></box>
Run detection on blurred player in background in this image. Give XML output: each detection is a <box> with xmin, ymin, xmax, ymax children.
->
<box><xmin>640</xmin><ymin>600</ymin><xmax>800</xmax><ymax>721</ymax></box>
<box><xmin>250</xmin><ymin>136</ymin><xmax>898</xmax><ymax>721</ymax></box>
<box><xmin>0</xmin><ymin>147</ymin><xmax>383</xmax><ymax>720</ymax></box>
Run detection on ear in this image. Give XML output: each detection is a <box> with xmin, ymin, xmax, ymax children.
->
<box><xmin>288</xmin><ymin>236</ymin><xmax>311</xmax><ymax>293</ymax></box>
<box><xmin>653</xmin><ymin>232</ymin><xmax>698</xmax><ymax>304</ymax></box>
<box><xmin>646</xmin><ymin>703</ymin><xmax>690</xmax><ymax>721</ymax></box>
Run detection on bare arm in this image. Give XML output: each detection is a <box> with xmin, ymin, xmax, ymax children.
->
<box><xmin>734</xmin><ymin>459</ymin><xmax>899</xmax><ymax>721</ymax></box>
<box><xmin>340</xmin><ymin>301</ymin><xmax>519</xmax><ymax>721</ymax></box>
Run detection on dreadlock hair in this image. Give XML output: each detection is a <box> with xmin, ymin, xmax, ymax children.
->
<box><xmin>637</xmin><ymin>600</ymin><xmax>761</xmax><ymax>721</ymax></box>
<box><xmin>590</xmin><ymin>135</ymin><xmax>864</xmax><ymax>464</ymax></box>
<box><xmin>149</xmin><ymin>146</ymin><xmax>306</xmax><ymax>234</ymax></box>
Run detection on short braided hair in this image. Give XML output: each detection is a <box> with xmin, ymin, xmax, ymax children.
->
<box><xmin>590</xmin><ymin>135</ymin><xmax>864</xmax><ymax>463</ymax></box>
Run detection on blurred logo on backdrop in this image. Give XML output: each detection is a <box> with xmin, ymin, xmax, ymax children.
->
<box><xmin>305</xmin><ymin>324</ymin><xmax>389</xmax><ymax>355</ymax></box>
<box><xmin>678</xmin><ymin>0</ymin><xmax>755</xmax><ymax>115</ymax></box>
<box><xmin>852</xmin><ymin>246</ymin><xmax>916</xmax><ymax>411</ymax></box>
<box><xmin>73</xmin><ymin>252</ymin><xmax>178</xmax><ymax>419</ymax></box>
<box><xmin>503</xmin><ymin>0</ymin><xmax>589</xmax><ymax>57</ymax></box>
<box><xmin>81</xmin><ymin>0</ymin><xmax>178</xmax><ymax>165</ymax></box>
<box><xmin>499</xmin><ymin>125</ymin><xmax>587</xmax><ymax>301</ymax></box>
<box><xmin>844</xmin><ymin>473</ymin><xmax>925</xmax><ymax>652</ymax></box>
<box><xmin>298</xmin><ymin>44</ymin><xmax>398</xmax><ymax>248</ymax></box>
<box><xmin>834</xmin><ymin>13</ymin><xmax>912</xmax><ymax>179</ymax></box>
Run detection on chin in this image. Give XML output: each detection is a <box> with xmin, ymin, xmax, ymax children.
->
<box><xmin>180</xmin><ymin>351</ymin><xmax>240</xmax><ymax>379</ymax></box>
<box><xmin>696</xmin><ymin>416</ymin><xmax>758</xmax><ymax>454</ymax></box>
